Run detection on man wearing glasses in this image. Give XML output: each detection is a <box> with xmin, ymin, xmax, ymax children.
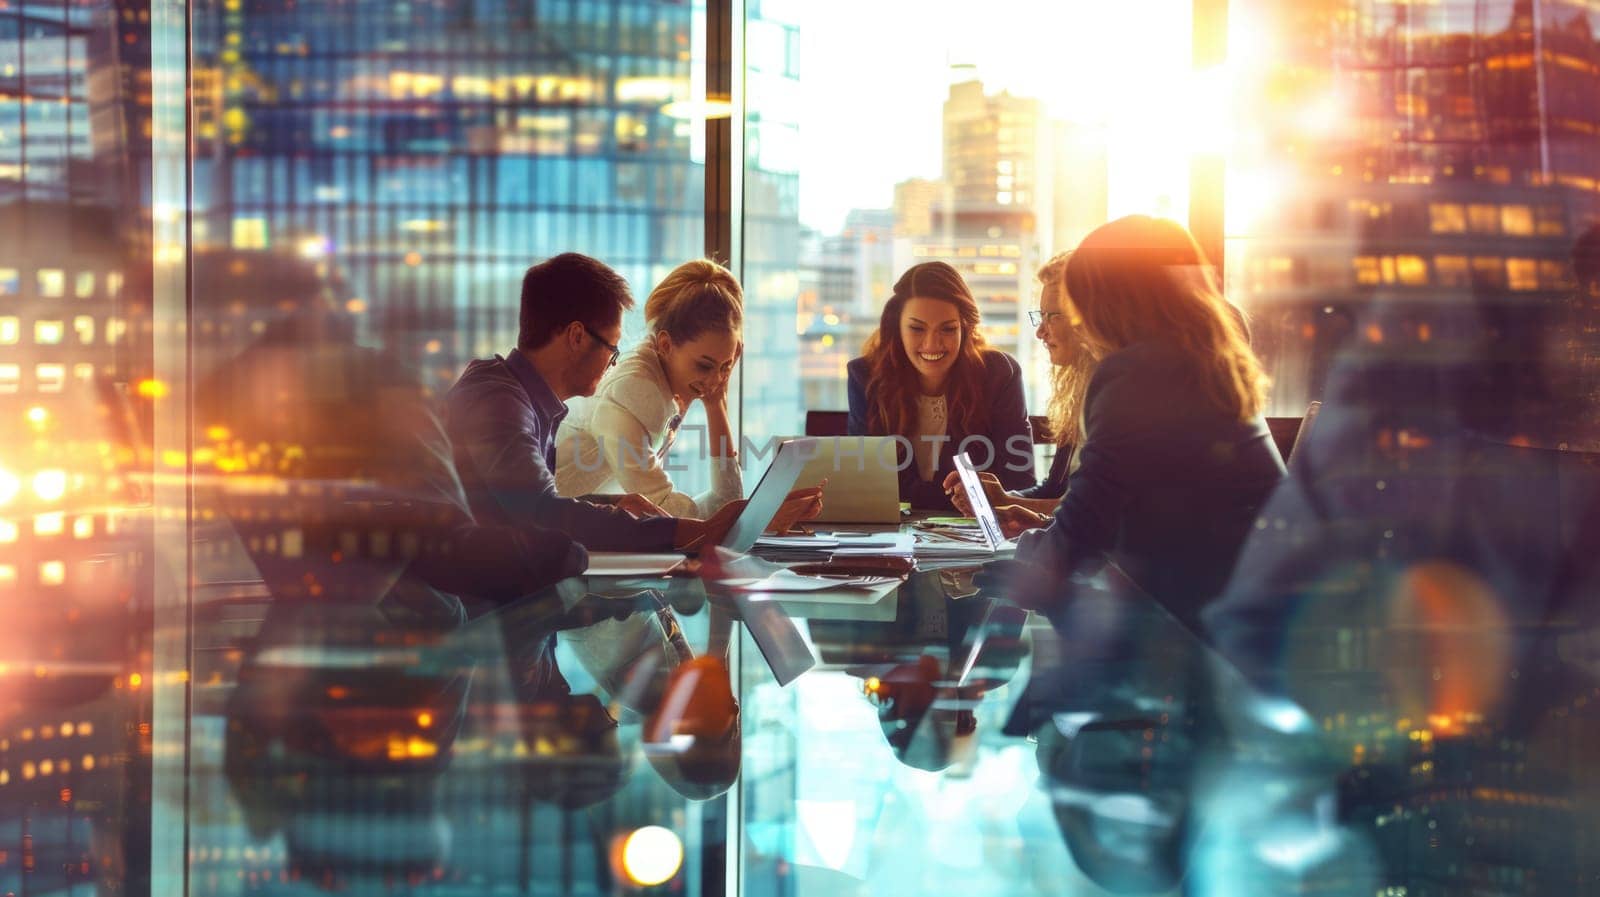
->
<box><xmin>445</xmin><ymin>252</ymin><xmax>743</xmax><ymax>552</ymax></box>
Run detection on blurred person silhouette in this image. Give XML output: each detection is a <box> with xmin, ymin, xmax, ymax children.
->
<box><xmin>445</xmin><ymin>253</ymin><xmax>749</xmax><ymax>555</ymax></box>
<box><xmin>222</xmin><ymin>594</ymin><xmax>649</xmax><ymax>887</ymax></box>
<box><xmin>847</xmin><ymin>260</ymin><xmax>1037</xmax><ymax>510</ymax></box>
<box><xmin>193</xmin><ymin>252</ymin><xmax>588</xmax><ymax>622</ymax></box>
<box><xmin>196</xmin><ymin>255</ymin><xmax>660</xmax><ymax>885</ymax></box>
<box><xmin>982</xmin><ymin>216</ymin><xmax>1284</xmax><ymax>632</ymax></box>
<box><xmin>1575</xmin><ymin>220</ymin><xmax>1600</xmax><ymax>300</ymax></box>
<box><xmin>222</xmin><ymin>599</ymin><xmax>475</xmax><ymax>884</ymax></box>
<box><xmin>1196</xmin><ymin>216</ymin><xmax>1600</xmax><ymax>894</ymax></box>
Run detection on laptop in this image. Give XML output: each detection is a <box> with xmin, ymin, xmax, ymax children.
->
<box><xmin>951</xmin><ymin>450</ymin><xmax>1013</xmax><ymax>552</ymax></box>
<box><xmin>790</xmin><ymin>435</ymin><xmax>901</xmax><ymax>525</ymax></box>
<box><xmin>584</xmin><ymin>437</ymin><xmax>820</xmax><ymax>576</ymax></box>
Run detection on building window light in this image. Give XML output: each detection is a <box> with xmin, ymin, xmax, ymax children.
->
<box><xmin>35</xmin><ymin>364</ymin><xmax>65</xmax><ymax>393</ymax></box>
<box><xmin>1507</xmin><ymin>258</ymin><xmax>1539</xmax><ymax>291</ymax></box>
<box><xmin>1435</xmin><ymin>255</ymin><xmax>1470</xmax><ymax>288</ymax></box>
<box><xmin>37</xmin><ymin>269</ymin><xmax>65</xmax><ymax>298</ymax></box>
<box><xmin>1428</xmin><ymin>203</ymin><xmax>1466</xmax><ymax>233</ymax></box>
<box><xmin>232</xmin><ymin>218</ymin><xmax>269</xmax><ymax>250</ymax></box>
<box><xmin>34</xmin><ymin>321</ymin><xmax>63</xmax><ymax>345</ymax></box>
<box><xmin>1467</xmin><ymin>204</ymin><xmax>1498</xmax><ymax>233</ymax></box>
<box><xmin>73</xmin><ymin>317</ymin><xmax>95</xmax><ymax>345</ymax></box>
<box><xmin>74</xmin><ymin>272</ymin><xmax>95</xmax><ymax>299</ymax></box>
<box><xmin>39</xmin><ymin>561</ymin><xmax>65</xmax><ymax>587</ymax></box>
<box><xmin>32</xmin><ymin>469</ymin><xmax>68</xmax><ymax>502</ymax></box>
<box><xmin>1501</xmin><ymin>205</ymin><xmax>1534</xmax><ymax>237</ymax></box>
<box><xmin>1396</xmin><ymin>256</ymin><xmax>1429</xmax><ymax>286</ymax></box>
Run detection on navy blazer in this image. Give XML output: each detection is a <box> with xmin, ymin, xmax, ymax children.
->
<box><xmin>1016</xmin><ymin>341</ymin><xmax>1286</xmax><ymax>628</ymax></box>
<box><xmin>444</xmin><ymin>353</ymin><xmax>677</xmax><ymax>551</ymax></box>
<box><xmin>846</xmin><ymin>350</ymin><xmax>1035</xmax><ymax>511</ymax></box>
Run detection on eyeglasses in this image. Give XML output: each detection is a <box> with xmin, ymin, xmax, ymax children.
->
<box><xmin>583</xmin><ymin>325</ymin><xmax>621</xmax><ymax>368</ymax></box>
<box><xmin>1028</xmin><ymin>309</ymin><xmax>1068</xmax><ymax>328</ymax></box>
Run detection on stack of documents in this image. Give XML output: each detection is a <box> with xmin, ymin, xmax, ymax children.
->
<box><xmin>832</xmin><ymin>532</ymin><xmax>914</xmax><ymax>557</ymax></box>
<box><xmin>720</xmin><ymin>569</ymin><xmax>902</xmax><ymax>592</ymax></box>
<box><xmin>911</xmin><ymin>529</ymin><xmax>999</xmax><ymax>561</ymax></box>
<box><xmin>750</xmin><ymin>534</ymin><xmax>839</xmax><ymax>564</ymax></box>
<box><xmin>752</xmin><ymin>531</ymin><xmax>915</xmax><ymax>564</ymax></box>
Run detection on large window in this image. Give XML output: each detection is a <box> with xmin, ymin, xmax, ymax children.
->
<box><xmin>3</xmin><ymin>2</ymin><xmax>1600</xmax><ymax>896</ymax></box>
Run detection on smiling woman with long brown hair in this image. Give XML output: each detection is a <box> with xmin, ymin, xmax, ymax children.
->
<box><xmin>846</xmin><ymin>261</ymin><xmax>1035</xmax><ymax>510</ymax></box>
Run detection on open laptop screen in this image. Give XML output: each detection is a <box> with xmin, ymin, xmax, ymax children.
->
<box><xmin>719</xmin><ymin>437</ymin><xmax>819</xmax><ymax>553</ymax></box>
<box><xmin>953</xmin><ymin>451</ymin><xmax>1006</xmax><ymax>550</ymax></box>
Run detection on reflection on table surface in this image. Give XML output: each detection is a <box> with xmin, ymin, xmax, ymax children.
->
<box><xmin>176</xmin><ymin>555</ymin><xmax>1052</xmax><ymax>896</ymax></box>
<box><xmin>6</xmin><ymin>523</ymin><xmax>1600</xmax><ymax>896</ymax></box>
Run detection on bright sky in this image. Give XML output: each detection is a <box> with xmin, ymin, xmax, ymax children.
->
<box><xmin>795</xmin><ymin>0</ymin><xmax>1198</xmax><ymax>234</ymax></box>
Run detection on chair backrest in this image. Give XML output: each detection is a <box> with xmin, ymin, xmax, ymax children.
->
<box><xmin>807</xmin><ymin>410</ymin><xmax>1057</xmax><ymax>446</ymax></box>
<box><xmin>1287</xmin><ymin>400</ymin><xmax>1322</xmax><ymax>465</ymax></box>
<box><xmin>810</xmin><ymin>408</ymin><xmax>1314</xmax><ymax>466</ymax></box>
<box><xmin>804</xmin><ymin>410</ymin><xmax>849</xmax><ymax>437</ymax></box>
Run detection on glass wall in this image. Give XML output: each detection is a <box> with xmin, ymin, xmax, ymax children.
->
<box><xmin>0</xmin><ymin>1</ymin><xmax>156</xmax><ymax>894</ymax></box>
<box><xmin>4</xmin><ymin>1</ymin><xmax>1600</xmax><ymax>895</ymax></box>
<box><xmin>179</xmin><ymin>1</ymin><xmax>735</xmax><ymax>894</ymax></box>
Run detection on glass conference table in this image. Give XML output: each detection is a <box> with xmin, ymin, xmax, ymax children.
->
<box><xmin>170</xmin><ymin>521</ymin><xmax>1600</xmax><ymax>897</ymax></box>
<box><xmin>174</xmin><ymin>527</ymin><xmax>1240</xmax><ymax>897</ymax></box>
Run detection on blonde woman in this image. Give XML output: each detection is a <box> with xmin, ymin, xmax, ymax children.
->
<box><xmin>993</xmin><ymin>216</ymin><xmax>1285</xmax><ymax>627</ymax></box>
<box><xmin>946</xmin><ymin>251</ymin><xmax>1087</xmax><ymax>516</ymax></box>
<box><xmin>554</xmin><ymin>259</ymin><xmax>746</xmax><ymax>516</ymax></box>
<box><xmin>556</xmin><ymin>260</ymin><xmax>820</xmax><ymax>527</ymax></box>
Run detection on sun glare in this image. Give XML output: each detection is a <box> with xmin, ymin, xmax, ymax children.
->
<box><xmin>1000</xmin><ymin>0</ymin><xmax>1199</xmax><ymax>221</ymax></box>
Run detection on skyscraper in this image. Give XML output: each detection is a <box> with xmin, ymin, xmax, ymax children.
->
<box><xmin>1228</xmin><ymin>0</ymin><xmax>1600</xmax><ymax>413</ymax></box>
<box><xmin>193</xmin><ymin>0</ymin><xmax>710</xmax><ymax>389</ymax></box>
<box><xmin>897</xmin><ymin>75</ymin><xmax>1052</xmax><ymax>382</ymax></box>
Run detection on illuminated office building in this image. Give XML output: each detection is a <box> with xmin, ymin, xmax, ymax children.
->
<box><xmin>797</xmin><ymin>209</ymin><xmax>893</xmax><ymax>411</ymax></box>
<box><xmin>922</xmin><ymin>76</ymin><xmax>1045</xmax><ymax>342</ymax></box>
<box><xmin>799</xmin><ymin>77</ymin><xmax>1070</xmax><ymax>419</ymax></box>
<box><xmin>1219</xmin><ymin>14</ymin><xmax>1600</xmax><ymax>893</ymax></box>
<box><xmin>892</xmin><ymin>177</ymin><xmax>943</xmax><ymax>239</ymax></box>
<box><xmin>0</xmin><ymin>6</ymin><xmax>156</xmax><ymax>894</ymax></box>
<box><xmin>897</xmin><ymin>76</ymin><xmax>1059</xmax><ymax>386</ymax></box>
<box><xmin>194</xmin><ymin>0</ymin><xmax>710</xmax><ymax>389</ymax></box>
<box><xmin>1230</xmin><ymin>0</ymin><xmax>1600</xmax><ymax>414</ymax></box>
<box><xmin>189</xmin><ymin>0</ymin><xmax>801</xmax><ymax>446</ymax></box>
